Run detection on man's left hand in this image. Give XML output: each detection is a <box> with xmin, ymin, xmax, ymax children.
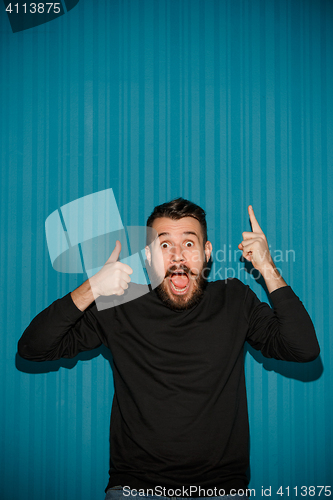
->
<box><xmin>238</xmin><ymin>205</ymin><xmax>274</xmax><ymax>274</ymax></box>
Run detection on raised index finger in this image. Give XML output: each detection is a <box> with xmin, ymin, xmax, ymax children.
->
<box><xmin>248</xmin><ymin>205</ymin><xmax>263</xmax><ymax>233</ymax></box>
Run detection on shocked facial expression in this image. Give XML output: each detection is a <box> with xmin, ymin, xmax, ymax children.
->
<box><xmin>147</xmin><ymin>217</ymin><xmax>212</xmax><ymax>310</ymax></box>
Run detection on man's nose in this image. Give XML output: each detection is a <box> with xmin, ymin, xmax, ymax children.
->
<box><xmin>170</xmin><ymin>244</ymin><xmax>185</xmax><ymax>262</ymax></box>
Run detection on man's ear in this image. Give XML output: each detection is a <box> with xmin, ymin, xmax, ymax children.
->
<box><xmin>145</xmin><ymin>245</ymin><xmax>151</xmax><ymax>266</ymax></box>
<box><xmin>204</xmin><ymin>241</ymin><xmax>213</xmax><ymax>262</ymax></box>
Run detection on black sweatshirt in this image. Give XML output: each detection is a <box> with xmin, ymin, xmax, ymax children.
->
<box><xmin>18</xmin><ymin>279</ymin><xmax>320</xmax><ymax>495</ymax></box>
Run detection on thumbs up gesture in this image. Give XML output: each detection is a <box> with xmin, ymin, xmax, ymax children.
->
<box><xmin>90</xmin><ymin>240</ymin><xmax>133</xmax><ymax>297</ymax></box>
<box><xmin>238</xmin><ymin>206</ymin><xmax>274</xmax><ymax>274</ymax></box>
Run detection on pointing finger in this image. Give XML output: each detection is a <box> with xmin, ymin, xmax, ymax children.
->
<box><xmin>248</xmin><ymin>205</ymin><xmax>263</xmax><ymax>233</ymax></box>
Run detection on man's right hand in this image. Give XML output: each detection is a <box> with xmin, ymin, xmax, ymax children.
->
<box><xmin>71</xmin><ymin>240</ymin><xmax>133</xmax><ymax>311</ymax></box>
<box><xmin>90</xmin><ymin>240</ymin><xmax>133</xmax><ymax>298</ymax></box>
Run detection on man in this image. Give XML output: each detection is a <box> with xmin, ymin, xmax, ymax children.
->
<box><xmin>18</xmin><ymin>198</ymin><xmax>320</xmax><ymax>500</ymax></box>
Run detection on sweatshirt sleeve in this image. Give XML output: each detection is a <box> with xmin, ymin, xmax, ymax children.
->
<box><xmin>18</xmin><ymin>293</ymin><xmax>107</xmax><ymax>361</ymax></box>
<box><xmin>244</xmin><ymin>285</ymin><xmax>320</xmax><ymax>362</ymax></box>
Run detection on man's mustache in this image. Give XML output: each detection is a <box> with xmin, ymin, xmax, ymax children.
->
<box><xmin>164</xmin><ymin>265</ymin><xmax>198</xmax><ymax>278</ymax></box>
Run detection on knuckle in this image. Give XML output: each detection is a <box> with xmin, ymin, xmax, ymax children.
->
<box><xmin>113</xmin><ymin>279</ymin><xmax>120</xmax><ymax>289</ymax></box>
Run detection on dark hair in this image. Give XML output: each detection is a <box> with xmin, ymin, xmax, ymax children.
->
<box><xmin>146</xmin><ymin>198</ymin><xmax>208</xmax><ymax>245</ymax></box>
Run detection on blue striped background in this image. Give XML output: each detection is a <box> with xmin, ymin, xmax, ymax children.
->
<box><xmin>0</xmin><ymin>0</ymin><xmax>332</xmax><ymax>498</ymax></box>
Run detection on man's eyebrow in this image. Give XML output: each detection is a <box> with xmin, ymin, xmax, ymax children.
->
<box><xmin>157</xmin><ymin>231</ymin><xmax>199</xmax><ymax>239</ymax></box>
<box><xmin>183</xmin><ymin>231</ymin><xmax>199</xmax><ymax>239</ymax></box>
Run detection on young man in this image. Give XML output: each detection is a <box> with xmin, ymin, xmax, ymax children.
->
<box><xmin>18</xmin><ymin>198</ymin><xmax>320</xmax><ymax>500</ymax></box>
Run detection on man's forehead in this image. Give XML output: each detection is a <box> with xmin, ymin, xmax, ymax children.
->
<box><xmin>151</xmin><ymin>216</ymin><xmax>203</xmax><ymax>239</ymax></box>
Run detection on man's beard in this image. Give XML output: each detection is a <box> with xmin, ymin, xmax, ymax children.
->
<box><xmin>154</xmin><ymin>264</ymin><xmax>207</xmax><ymax>311</ymax></box>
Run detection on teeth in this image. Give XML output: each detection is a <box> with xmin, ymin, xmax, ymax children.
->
<box><xmin>170</xmin><ymin>281</ymin><xmax>188</xmax><ymax>292</ymax></box>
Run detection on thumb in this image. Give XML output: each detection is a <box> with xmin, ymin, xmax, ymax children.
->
<box><xmin>106</xmin><ymin>240</ymin><xmax>121</xmax><ymax>263</ymax></box>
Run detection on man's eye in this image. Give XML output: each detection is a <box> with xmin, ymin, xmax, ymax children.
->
<box><xmin>185</xmin><ymin>241</ymin><xmax>194</xmax><ymax>248</ymax></box>
<box><xmin>161</xmin><ymin>242</ymin><xmax>170</xmax><ymax>249</ymax></box>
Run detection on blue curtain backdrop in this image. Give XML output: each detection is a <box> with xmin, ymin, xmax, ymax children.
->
<box><xmin>0</xmin><ymin>0</ymin><xmax>332</xmax><ymax>499</ymax></box>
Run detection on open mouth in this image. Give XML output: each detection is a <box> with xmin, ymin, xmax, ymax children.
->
<box><xmin>169</xmin><ymin>271</ymin><xmax>190</xmax><ymax>295</ymax></box>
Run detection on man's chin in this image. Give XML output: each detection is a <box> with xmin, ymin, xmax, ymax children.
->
<box><xmin>155</xmin><ymin>276</ymin><xmax>207</xmax><ymax>311</ymax></box>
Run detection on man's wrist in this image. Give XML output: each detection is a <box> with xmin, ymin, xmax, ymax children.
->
<box><xmin>88</xmin><ymin>276</ymin><xmax>100</xmax><ymax>299</ymax></box>
<box><xmin>258</xmin><ymin>262</ymin><xmax>288</xmax><ymax>294</ymax></box>
<box><xmin>258</xmin><ymin>262</ymin><xmax>280</xmax><ymax>279</ymax></box>
<box><xmin>71</xmin><ymin>279</ymin><xmax>98</xmax><ymax>312</ymax></box>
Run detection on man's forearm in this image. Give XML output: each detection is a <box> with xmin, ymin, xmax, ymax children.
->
<box><xmin>71</xmin><ymin>279</ymin><xmax>98</xmax><ymax>311</ymax></box>
<box><xmin>260</xmin><ymin>263</ymin><xmax>288</xmax><ymax>294</ymax></box>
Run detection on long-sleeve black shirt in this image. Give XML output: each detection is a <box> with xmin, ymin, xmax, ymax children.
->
<box><xmin>18</xmin><ymin>279</ymin><xmax>320</xmax><ymax>495</ymax></box>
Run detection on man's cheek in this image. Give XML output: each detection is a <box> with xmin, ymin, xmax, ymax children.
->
<box><xmin>192</xmin><ymin>249</ymin><xmax>203</xmax><ymax>263</ymax></box>
<box><xmin>190</xmin><ymin>266</ymin><xmax>201</xmax><ymax>277</ymax></box>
